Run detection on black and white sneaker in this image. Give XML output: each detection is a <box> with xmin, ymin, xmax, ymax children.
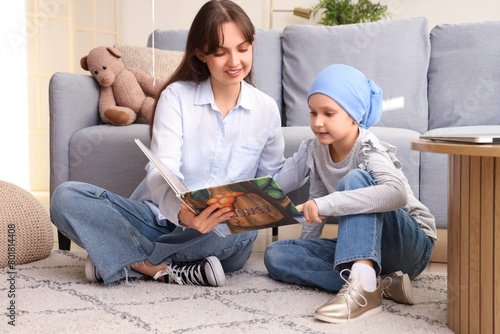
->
<box><xmin>156</xmin><ymin>256</ymin><xmax>226</xmax><ymax>287</ymax></box>
<box><xmin>85</xmin><ymin>255</ymin><xmax>102</xmax><ymax>282</ymax></box>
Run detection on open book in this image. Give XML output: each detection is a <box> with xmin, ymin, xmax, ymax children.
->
<box><xmin>135</xmin><ymin>139</ymin><xmax>306</xmax><ymax>237</ymax></box>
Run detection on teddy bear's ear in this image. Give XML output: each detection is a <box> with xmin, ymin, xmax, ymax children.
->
<box><xmin>80</xmin><ymin>56</ymin><xmax>89</xmax><ymax>71</ymax></box>
<box><xmin>106</xmin><ymin>47</ymin><xmax>122</xmax><ymax>59</ymax></box>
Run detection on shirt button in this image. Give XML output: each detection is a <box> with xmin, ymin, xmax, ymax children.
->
<box><xmin>216</xmin><ymin>156</ymin><xmax>221</xmax><ymax>160</ymax></box>
<box><xmin>220</xmin><ymin>129</ymin><xmax>224</xmax><ymax>133</ymax></box>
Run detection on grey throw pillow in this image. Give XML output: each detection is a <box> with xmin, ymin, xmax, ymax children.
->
<box><xmin>282</xmin><ymin>17</ymin><xmax>430</xmax><ymax>133</ymax></box>
<box><xmin>428</xmin><ymin>21</ymin><xmax>500</xmax><ymax>130</ymax></box>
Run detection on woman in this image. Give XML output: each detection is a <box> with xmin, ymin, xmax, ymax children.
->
<box><xmin>51</xmin><ymin>0</ymin><xmax>308</xmax><ymax>286</ymax></box>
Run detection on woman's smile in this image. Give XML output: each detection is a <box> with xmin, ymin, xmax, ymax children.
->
<box><xmin>226</xmin><ymin>69</ymin><xmax>242</xmax><ymax>77</ymax></box>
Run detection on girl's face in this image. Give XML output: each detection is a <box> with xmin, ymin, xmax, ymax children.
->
<box><xmin>197</xmin><ymin>21</ymin><xmax>253</xmax><ymax>93</ymax></box>
<box><xmin>309</xmin><ymin>93</ymin><xmax>359</xmax><ymax>147</ymax></box>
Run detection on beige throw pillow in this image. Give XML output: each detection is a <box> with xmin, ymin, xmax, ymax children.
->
<box><xmin>114</xmin><ymin>44</ymin><xmax>184</xmax><ymax>81</ymax></box>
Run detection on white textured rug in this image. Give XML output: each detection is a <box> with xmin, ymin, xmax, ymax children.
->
<box><xmin>1</xmin><ymin>250</ymin><xmax>452</xmax><ymax>333</ymax></box>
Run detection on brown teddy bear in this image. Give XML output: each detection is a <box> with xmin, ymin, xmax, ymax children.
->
<box><xmin>81</xmin><ymin>46</ymin><xmax>166</xmax><ymax>125</ymax></box>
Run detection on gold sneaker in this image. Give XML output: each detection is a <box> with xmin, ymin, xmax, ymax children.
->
<box><xmin>380</xmin><ymin>271</ymin><xmax>415</xmax><ymax>305</ymax></box>
<box><xmin>314</xmin><ymin>270</ymin><xmax>382</xmax><ymax>323</ymax></box>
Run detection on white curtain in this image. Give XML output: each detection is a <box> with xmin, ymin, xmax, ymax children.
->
<box><xmin>0</xmin><ymin>1</ymin><xmax>29</xmax><ymax>189</ymax></box>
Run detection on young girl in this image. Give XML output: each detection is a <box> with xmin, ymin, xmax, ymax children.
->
<box><xmin>264</xmin><ymin>64</ymin><xmax>437</xmax><ymax>323</ymax></box>
<box><xmin>51</xmin><ymin>0</ymin><xmax>308</xmax><ymax>286</ymax></box>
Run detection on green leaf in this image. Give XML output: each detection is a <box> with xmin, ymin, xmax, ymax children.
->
<box><xmin>311</xmin><ymin>0</ymin><xmax>390</xmax><ymax>26</ymax></box>
<box><xmin>189</xmin><ymin>189</ymin><xmax>209</xmax><ymax>200</ymax></box>
<box><xmin>252</xmin><ymin>177</ymin><xmax>271</xmax><ymax>189</ymax></box>
<box><xmin>266</xmin><ymin>189</ymin><xmax>285</xmax><ymax>199</ymax></box>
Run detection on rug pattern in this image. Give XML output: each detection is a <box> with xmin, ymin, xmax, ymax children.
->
<box><xmin>0</xmin><ymin>251</ymin><xmax>452</xmax><ymax>333</ymax></box>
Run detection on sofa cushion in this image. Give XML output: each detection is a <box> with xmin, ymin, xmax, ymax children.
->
<box><xmin>428</xmin><ymin>21</ymin><xmax>500</xmax><ymax>130</ymax></box>
<box><xmin>69</xmin><ymin>124</ymin><xmax>150</xmax><ymax>198</ymax></box>
<box><xmin>281</xmin><ymin>126</ymin><xmax>315</xmax><ymax>205</ymax></box>
<box><xmin>251</xmin><ymin>29</ymin><xmax>283</xmax><ymax>120</ymax></box>
<box><xmin>420</xmin><ymin>125</ymin><xmax>500</xmax><ymax>229</ymax></box>
<box><xmin>149</xmin><ymin>29</ymin><xmax>284</xmax><ymax>116</ymax></box>
<box><xmin>149</xmin><ymin>29</ymin><xmax>189</xmax><ymax>51</ymax></box>
<box><xmin>370</xmin><ymin>127</ymin><xmax>421</xmax><ymax>199</ymax></box>
<box><xmin>114</xmin><ymin>44</ymin><xmax>184</xmax><ymax>81</ymax></box>
<box><xmin>282</xmin><ymin>17</ymin><xmax>430</xmax><ymax>133</ymax></box>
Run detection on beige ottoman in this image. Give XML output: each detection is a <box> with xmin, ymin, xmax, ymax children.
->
<box><xmin>0</xmin><ymin>181</ymin><xmax>53</xmax><ymax>268</ymax></box>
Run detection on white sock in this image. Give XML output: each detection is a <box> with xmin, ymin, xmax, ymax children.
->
<box><xmin>349</xmin><ymin>263</ymin><xmax>377</xmax><ymax>292</ymax></box>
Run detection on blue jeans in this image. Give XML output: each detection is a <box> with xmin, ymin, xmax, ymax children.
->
<box><xmin>264</xmin><ymin>169</ymin><xmax>434</xmax><ymax>292</ymax></box>
<box><xmin>50</xmin><ymin>181</ymin><xmax>257</xmax><ymax>284</ymax></box>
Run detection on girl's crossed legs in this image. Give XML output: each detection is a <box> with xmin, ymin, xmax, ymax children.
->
<box><xmin>264</xmin><ymin>169</ymin><xmax>434</xmax><ymax>292</ymax></box>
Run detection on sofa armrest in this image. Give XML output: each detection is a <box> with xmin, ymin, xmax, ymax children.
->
<box><xmin>49</xmin><ymin>72</ymin><xmax>100</xmax><ymax>196</ymax></box>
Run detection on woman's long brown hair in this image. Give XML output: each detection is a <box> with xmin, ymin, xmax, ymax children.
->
<box><xmin>149</xmin><ymin>0</ymin><xmax>255</xmax><ymax>138</ymax></box>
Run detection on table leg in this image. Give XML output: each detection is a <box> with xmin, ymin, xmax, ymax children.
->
<box><xmin>447</xmin><ymin>155</ymin><xmax>499</xmax><ymax>333</ymax></box>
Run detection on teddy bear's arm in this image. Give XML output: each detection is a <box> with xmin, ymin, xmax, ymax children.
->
<box><xmin>98</xmin><ymin>86</ymin><xmax>117</xmax><ymax>121</ymax></box>
<box><xmin>129</xmin><ymin>68</ymin><xmax>166</xmax><ymax>96</ymax></box>
<box><xmin>99</xmin><ymin>86</ymin><xmax>117</xmax><ymax>108</ymax></box>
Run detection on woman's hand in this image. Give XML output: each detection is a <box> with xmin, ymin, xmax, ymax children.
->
<box><xmin>178</xmin><ymin>202</ymin><xmax>234</xmax><ymax>234</ymax></box>
<box><xmin>296</xmin><ymin>200</ymin><xmax>325</xmax><ymax>224</ymax></box>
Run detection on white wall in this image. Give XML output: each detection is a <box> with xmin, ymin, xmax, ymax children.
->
<box><xmin>386</xmin><ymin>0</ymin><xmax>500</xmax><ymax>29</ymax></box>
<box><xmin>120</xmin><ymin>0</ymin><xmax>500</xmax><ymax>46</ymax></box>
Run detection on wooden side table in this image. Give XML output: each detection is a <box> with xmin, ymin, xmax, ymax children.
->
<box><xmin>411</xmin><ymin>140</ymin><xmax>500</xmax><ymax>334</ymax></box>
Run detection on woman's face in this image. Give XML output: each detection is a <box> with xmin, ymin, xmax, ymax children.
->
<box><xmin>197</xmin><ymin>21</ymin><xmax>253</xmax><ymax>93</ymax></box>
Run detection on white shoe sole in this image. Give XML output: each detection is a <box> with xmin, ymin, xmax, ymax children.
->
<box><xmin>314</xmin><ymin>305</ymin><xmax>383</xmax><ymax>324</ymax></box>
<box><xmin>204</xmin><ymin>256</ymin><xmax>226</xmax><ymax>287</ymax></box>
<box><xmin>84</xmin><ymin>256</ymin><xmax>101</xmax><ymax>282</ymax></box>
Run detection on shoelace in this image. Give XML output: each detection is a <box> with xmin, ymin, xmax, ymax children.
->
<box><xmin>337</xmin><ymin>269</ymin><xmax>368</xmax><ymax>321</ymax></box>
<box><xmin>123</xmin><ymin>267</ymin><xmax>138</xmax><ymax>287</ymax></box>
<box><xmin>153</xmin><ymin>261</ymin><xmax>205</xmax><ymax>285</ymax></box>
<box><xmin>381</xmin><ymin>276</ymin><xmax>393</xmax><ymax>299</ymax></box>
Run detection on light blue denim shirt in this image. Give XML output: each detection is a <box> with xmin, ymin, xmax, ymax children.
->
<box><xmin>131</xmin><ymin>79</ymin><xmax>309</xmax><ymax>226</ymax></box>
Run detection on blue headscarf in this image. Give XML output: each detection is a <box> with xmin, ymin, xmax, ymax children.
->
<box><xmin>308</xmin><ymin>64</ymin><xmax>383</xmax><ymax>129</ymax></box>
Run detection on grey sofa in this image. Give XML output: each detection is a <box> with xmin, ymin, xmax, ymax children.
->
<box><xmin>50</xmin><ymin>17</ymin><xmax>500</xmax><ymax>255</ymax></box>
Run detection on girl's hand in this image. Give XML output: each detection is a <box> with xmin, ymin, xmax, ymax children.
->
<box><xmin>296</xmin><ymin>200</ymin><xmax>325</xmax><ymax>224</ymax></box>
<box><xmin>178</xmin><ymin>202</ymin><xmax>234</xmax><ymax>234</ymax></box>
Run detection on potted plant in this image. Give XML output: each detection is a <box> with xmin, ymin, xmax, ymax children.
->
<box><xmin>312</xmin><ymin>0</ymin><xmax>390</xmax><ymax>26</ymax></box>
